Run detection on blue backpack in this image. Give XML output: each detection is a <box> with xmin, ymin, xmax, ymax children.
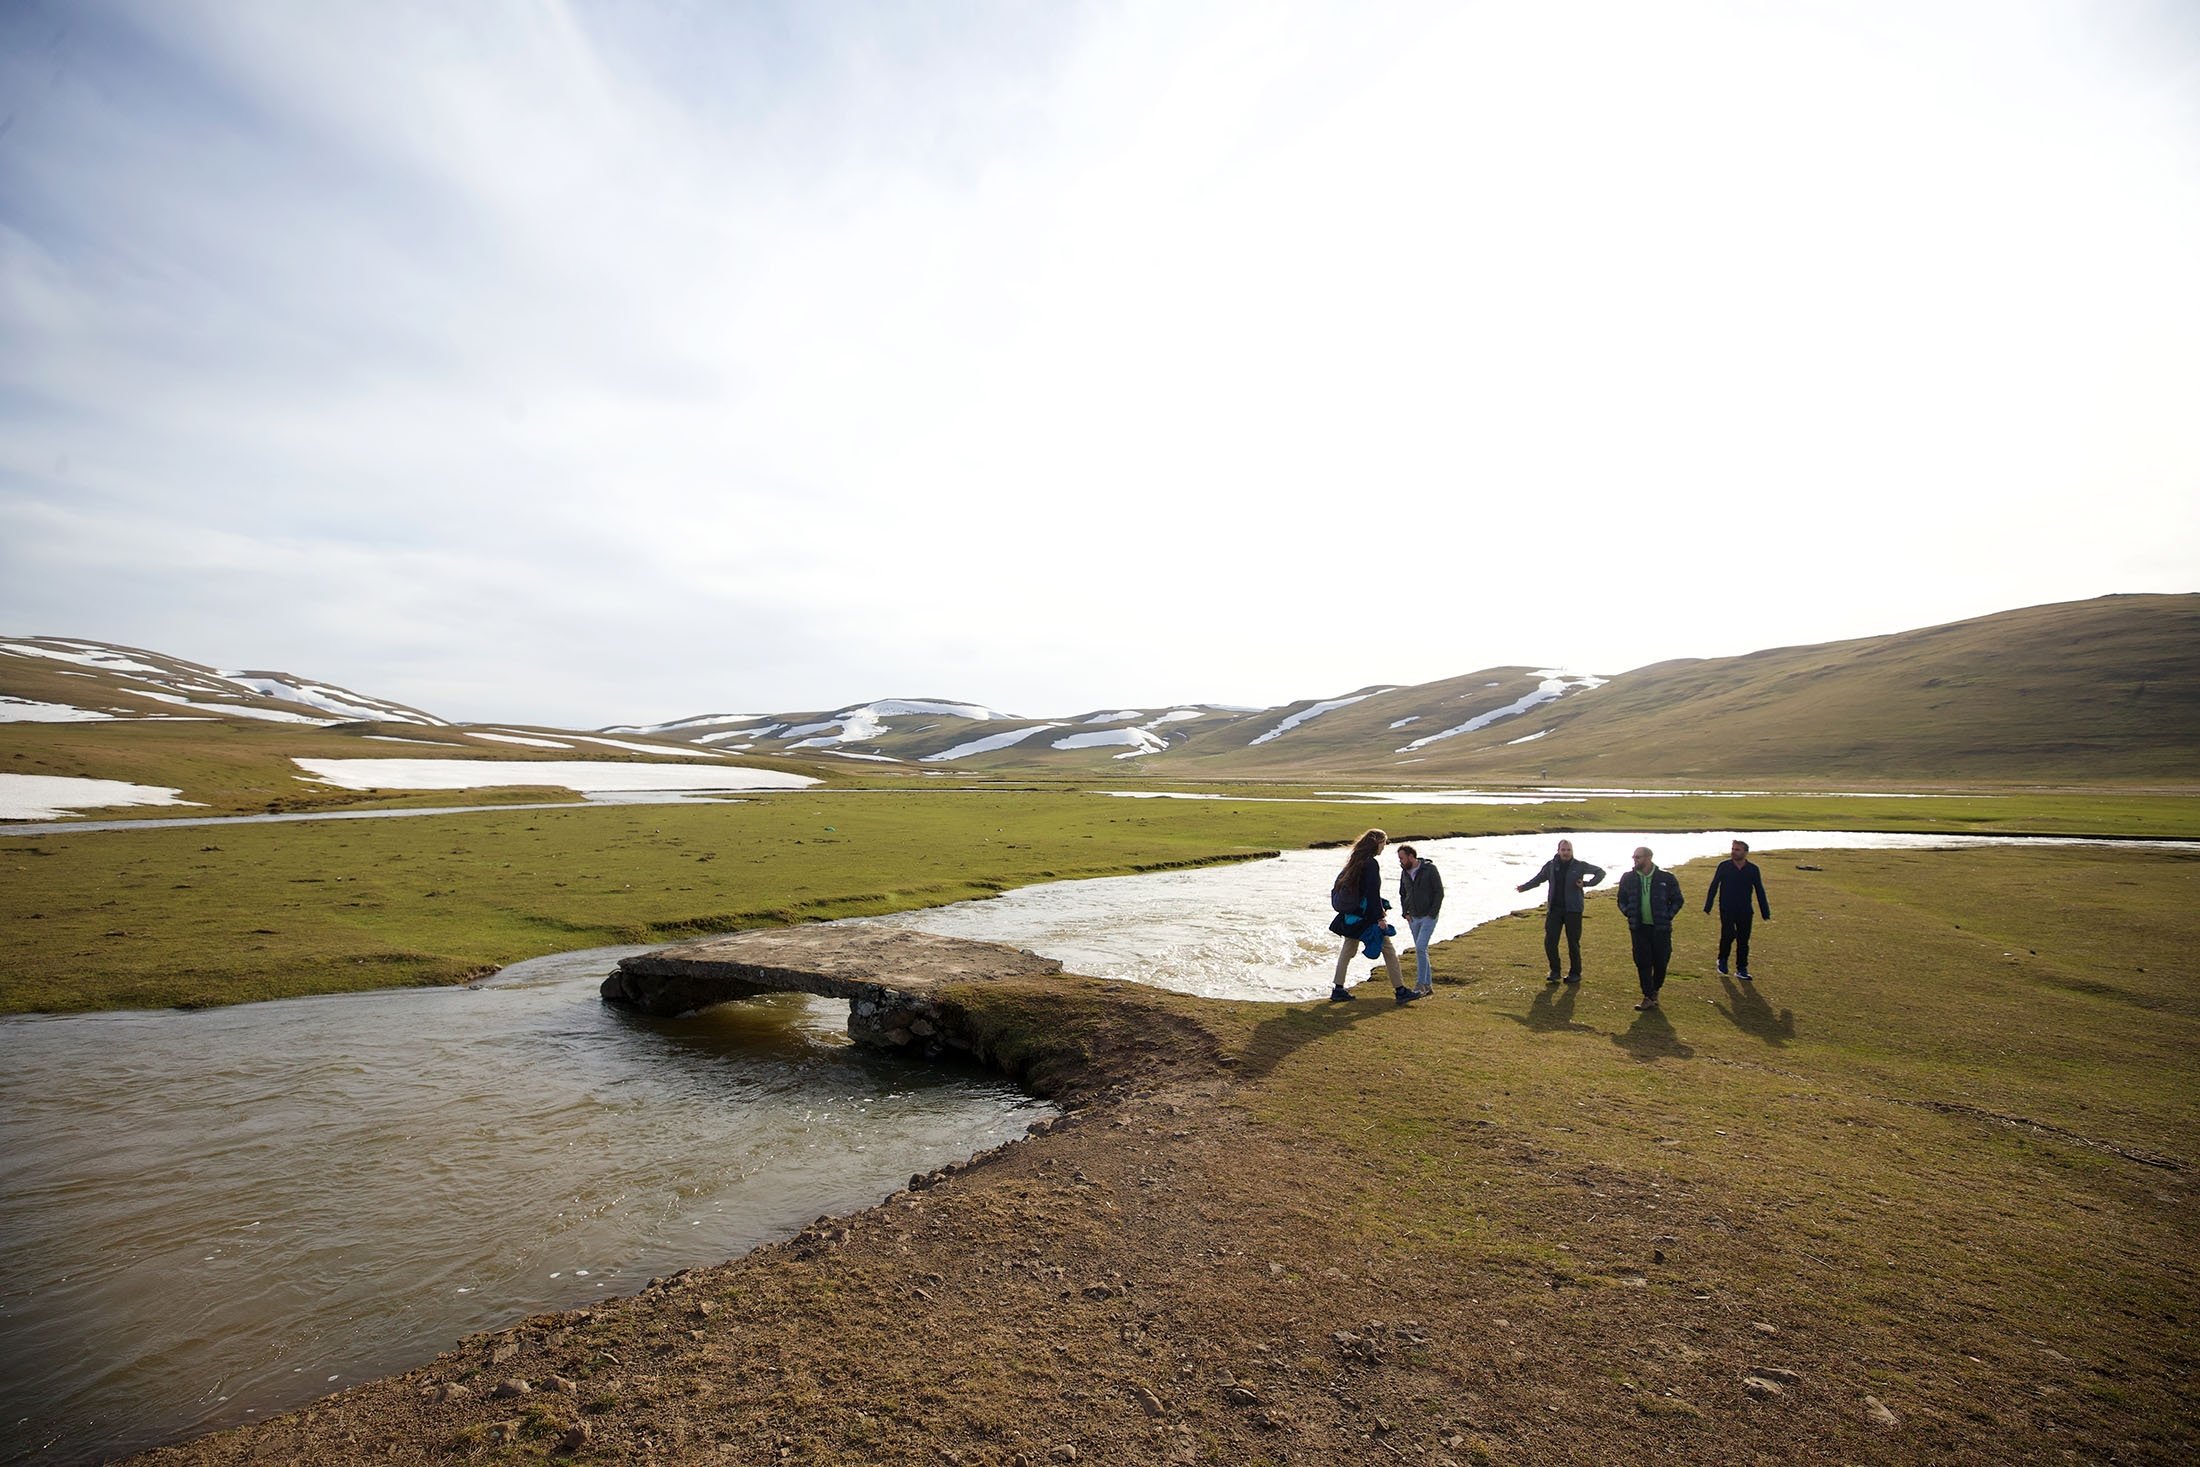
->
<box><xmin>1330</xmin><ymin>876</ymin><xmax>1361</xmax><ymax>915</ymax></box>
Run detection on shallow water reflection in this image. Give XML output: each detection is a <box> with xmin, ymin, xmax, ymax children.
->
<box><xmin>858</xmin><ymin>829</ymin><xmax>2153</xmax><ymax>1001</ymax></box>
<box><xmin>0</xmin><ymin>949</ymin><xmax>1045</xmax><ymax>1465</ymax></box>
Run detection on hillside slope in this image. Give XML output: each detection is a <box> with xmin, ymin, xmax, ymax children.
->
<box><xmin>10</xmin><ymin>594</ymin><xmax>2195</xmax><ymax>795</ymax></box>
<box><xmin>1369</xmin><ymin>594</ymin><xmax>2200</xmax><ymax>785</ymax></box>
<box><xmin>620</xmin><ymin>595</ymin><xmax>2199</xmax><ymax>785</ymax></box>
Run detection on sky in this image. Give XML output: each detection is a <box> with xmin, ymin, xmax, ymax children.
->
<box><xmin>3</xmin><ymin>0</ymin><xmax>2196</xmax><ymax>728</ymax></box>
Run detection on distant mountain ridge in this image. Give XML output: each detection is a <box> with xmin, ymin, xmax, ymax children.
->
<box><xmin>607</xmin><ymin>595</ymin><xmax>2199</xmax><ymax>783</ymax></box>
<box><xmin>6</xmin><ymin>594</ymin><xmax>2195</xmax><ymax>784</ymax></box>
<box><xmin>0</xmin><ymin>636</ymin><xmax>446</xmax><ymax>727</ymax></box>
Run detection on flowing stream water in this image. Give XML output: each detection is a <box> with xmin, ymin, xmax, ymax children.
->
<box><xmin>0</xmin><ymin>952</ymin><xmax>1047</xmax><ymax>1464</ymax></box>
<box><xmin>0</xmin><ymin>828</ymin><xmax>2174</xmax><ymax>1463</ymax></box>
<box><xmin>860</xmin><ymin>828</ymin><xmax>2148</xmax><ymax>1001</ymax></box>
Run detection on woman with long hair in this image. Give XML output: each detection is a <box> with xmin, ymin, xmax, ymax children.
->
<box><xmin>1328</xmin><ymin>827</ymin><xmax>1406</xmax><ymax>1002</ymax></box>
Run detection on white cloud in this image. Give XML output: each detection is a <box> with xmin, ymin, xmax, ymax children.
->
<box><xmin>3</xmin><ymin>1</ymin><xmax>2195</xmax><ymax>725</ymax></box>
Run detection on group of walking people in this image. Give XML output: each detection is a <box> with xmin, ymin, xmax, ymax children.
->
<box><xmin>1327</xmin><ymin>830</ymin><xmax>1771</xmax><ymax>1010</ymax></box>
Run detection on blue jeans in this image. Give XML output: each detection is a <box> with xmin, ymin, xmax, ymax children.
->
<box><xmin>1408</xmin><ymin>916</ymin><xmax>1438</xmax><ymax>991</ymax></box>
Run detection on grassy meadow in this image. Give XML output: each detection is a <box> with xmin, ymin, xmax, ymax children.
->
<box><xmin>4</xmin><ymin>783</ymin><xmax>2196</xmax><ymax>1016</ymax></box>
<box><xmin>1183</xmin><ymin>842</ymin><xmax>2200</xmax><ymax>1460</ymax></box>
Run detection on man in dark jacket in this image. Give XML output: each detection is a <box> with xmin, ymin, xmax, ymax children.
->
<box><xmin>1703</xmin><ymin>839</ymin><xmax>1772</xmax><ymax>981</ymax></box>
<box><xmin>1615</xmin><ymin>845</ymin><xmax>1684</xmax><ymax>1010</ymax></box>
<box><xmin>1396</xmin><ymin>844</ymin><xmax>1444</xmax><ymax>998</ymax></box>
<box><xmin>1516</xmin><ymin>838</ymin><xmax>1607</xmax><ymax>984</ymax></box>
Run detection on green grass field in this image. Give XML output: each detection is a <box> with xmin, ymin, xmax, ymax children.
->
<box><xmin>1211</xmin><ymin>842</ymin><xmax>2199</xmax><ymax>1459</ymax></box>
<box><xmin>4</xmin><ymin>786</ymin><xmax>2196</xmax><ymax>1015</ymax></box>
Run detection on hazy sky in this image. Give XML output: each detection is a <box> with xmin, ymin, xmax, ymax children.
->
<box><xmin>3</xmin><ymin>1</ymin><xmax>2196</xmax><ymax>727</ymax></box>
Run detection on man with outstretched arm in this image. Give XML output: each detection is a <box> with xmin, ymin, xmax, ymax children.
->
<box><xmin>1703</xmin><ymin>839</ymin><xmax>1772</xmax><ymax>980</ymax></box>
<box><xmin>1616</xmin><ymin>845</ymin><xmax>1684</xmax><ymax>1010</ymax></box>
<box><xmin>1515</xmin><ymin>838</ymin><xmax>1607</xmax><ymax>984</ymax></box>
<box><xmin>1396</xmin><ymin>844</ymin><xmax>1444</xmax><ymax>999</ymax></box>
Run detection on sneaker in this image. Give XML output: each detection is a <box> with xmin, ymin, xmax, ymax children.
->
<box><xmin>1633</xmin><ymin>998</ymin><xmax>1659</xmax><ymax>1011</ymax></box>
<box><xmin>1415</xmin><ymin>986</ymin><xmax>1434</xmax><ymax>998</ymax></box>
<box><xmin>1716</xmin><ymin>959</ymin><xmax>1728</xmax><ymax>977</ymax></box>
<box><xmin>1739</xmin><ymin>970</ymin><xmax>1754</xmax><ymax>983</ymax></box>
<box><xmin>1562</xmin><ymin>973</ymin><xmax>1581</xmax><ymax>985</ymax></box>
<box><xmin>1394</xmin><ymin>986</ymin><xmax>1414</xmax><ymax>1005</ymax></box>
<box><xmin>1330</xmin><ymin>987</ymin><xmax>1356</xmax><ymax>1003</ymax></box>
<box><xmin>1545</xmin><ymin>972</ymin><xmax>1561</xmax><ymax>984</ymax></box>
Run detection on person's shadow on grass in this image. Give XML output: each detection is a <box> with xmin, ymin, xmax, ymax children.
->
<box><xmin>1235</xmin><ymin>982</ymin><xmax>1395</xmax><ymax>1081</ymax></box>
<box><xmin>1502</xmin><ymin>980</ymin><xmax>1594</xmax><ymax>1036</ymax></box>
<box><xmin>1713</xmin><ymin>974</ymin><xmax>1795</xmax><ymax>1045</ymax></box>
<box><xmin>1611</xmin><ymin>1002</ymin><xmax>1694</xmax><ymax>1062</ymax></box>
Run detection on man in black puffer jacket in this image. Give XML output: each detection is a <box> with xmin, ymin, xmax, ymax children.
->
<box><xmin>1615</xmin><ymin>845</ymin><xmax>1685</xmax><ymax>1010</ymax></box>
<box><xmin>1516</xmin><ymin>838</ymin><xmax>1607</xmax><ymax>984</ymax></box>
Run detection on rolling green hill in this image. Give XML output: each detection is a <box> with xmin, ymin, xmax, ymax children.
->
<box><xmin>615</xmin><ymin>596</ymin><xmax>2199</xmax><ymax>786</ymax></box>
<box><xmin>1352</xmin><ymin>593</ymin><xmax>2200</xmax><ymax>786</ymax></box>
<box><xmin>7</xmin><ymin>595</ymin><xmax>2195</xmax><ymax>817</ymax></box>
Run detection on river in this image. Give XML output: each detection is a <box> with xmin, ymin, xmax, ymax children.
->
<box><xmin>0</xmin><ymin>951</ymin><xmax>1046</xmax><ymax>1464</ymax></box>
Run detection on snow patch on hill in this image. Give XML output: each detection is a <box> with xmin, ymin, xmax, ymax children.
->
<box><xmin>0</xmin><ymin>773</ymin><xmax>199</xmax><ymax>821</ymax></box>
<box><xmin>606</xmin><ymin>713</ymin><xmax>765</xmax><ymax>734</ymax></box>
<box><xmin>923</xmin><ymin>724</ymin><xmax>1065</xmax><ymax>762</ymax></box>
<box><xmin>293</xmin><ymin>758</ymin><xmax>814</xmax><ymax>793</ymax></box>
<box><xmin>1054</xmin><ymin>727</ymin><xmax>1167</xmax><ymax>757</ymax></box>
<box><xmin>134</xmin><ymin>691</ymin><xmax>330</xmax><ymax>724</ymax></box>
<box><xmin>867</xmin><ymin>699</ymin><xmax>1008</xmax><ymax>721</ymax></box>
<box><xmin>0</xmin><ymin>697</ymin><xmax>114</xmax><ymax>723</ymax></box>
<box><xmin>1250</xmin><ymin>691</ymin><xmax>1392</xmax><ymax>747</ymax></box>
<box><xmin>220</xmin><ymin>673</ymin><xmax>443</xmax><ymax>725</ymax></box>
<box><xmin>473</xmin><ymin>731</ymin><xmax>572</xmax><ymax>749</ymax></box>
<box><xmin>3</xmin><ymin>638</ymin><xmax>443</xmax><ymax>726</ymax></box>
<box><xmin>1398</xmin><ymin>672</ymin><xmax>1605</xmax><ymax>752</ymax></box>
<box><xmin>776</xmin><ymin>699</ymin><xmax>1013</xmax><ymax>751</ymax></box>
<box><xmin>1</xmin><ymin>640</ymin><xmax>173</xmax><ymax>679</ymax></box>
<box><xmin>567</xmin><ymin>733</ymin><xmax>723</xmax><ymax>758</ymax></box>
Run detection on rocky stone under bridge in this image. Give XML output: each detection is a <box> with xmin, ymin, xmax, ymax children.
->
<box><xmin>601</xmin><ymin>925</ymin><xmax>1065</xmax><ymax>1052</ymax></box>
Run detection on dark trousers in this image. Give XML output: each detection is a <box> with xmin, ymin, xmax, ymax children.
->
<box><xmin>1718</xmin><ymin>911</ymin><xmax>1754</xmax><ymax>971</ymax></box>
<box><xmin>1628</xmin><ymin>923</ymin><xmax>1672</xmax><ymax>995</ymax></box>
<box><xmin>1543</xmin><ymin>909</ymin><xmax>1584</xmax><ymax>977</ymax></box>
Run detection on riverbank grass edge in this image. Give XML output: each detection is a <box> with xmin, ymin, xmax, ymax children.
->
<box><xmin>5</xmin><ymin>788</ymin><xmax>2196</xmax><ymax>1015</ymax></box>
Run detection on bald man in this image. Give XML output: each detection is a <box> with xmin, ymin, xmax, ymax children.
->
<box><xmin>1615</xmin><ymin>845</ymin><xmax>1684</xmax><ymax>1010</ymax></box>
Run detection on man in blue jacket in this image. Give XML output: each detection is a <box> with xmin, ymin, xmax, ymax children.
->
<box><xmin>1515</xmin><ymin>838</ymin><xmax>1607</xmax><ymax>984</ymax></box>
<box><xmin>1703</xmin><ymin>839</ymin><xmax>1772</xmax><ymax>981</ymax></box>
<box><xmin>1615</xmin><ymin>845</ymin><xmax>1684</xmax><ymax>1011</ymax></box>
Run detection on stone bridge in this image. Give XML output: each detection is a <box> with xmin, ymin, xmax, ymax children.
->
<box><xmin>601</xmin><ymin>925</ymin><xmax>1064</xmax><ymax>1052</ymax></box>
